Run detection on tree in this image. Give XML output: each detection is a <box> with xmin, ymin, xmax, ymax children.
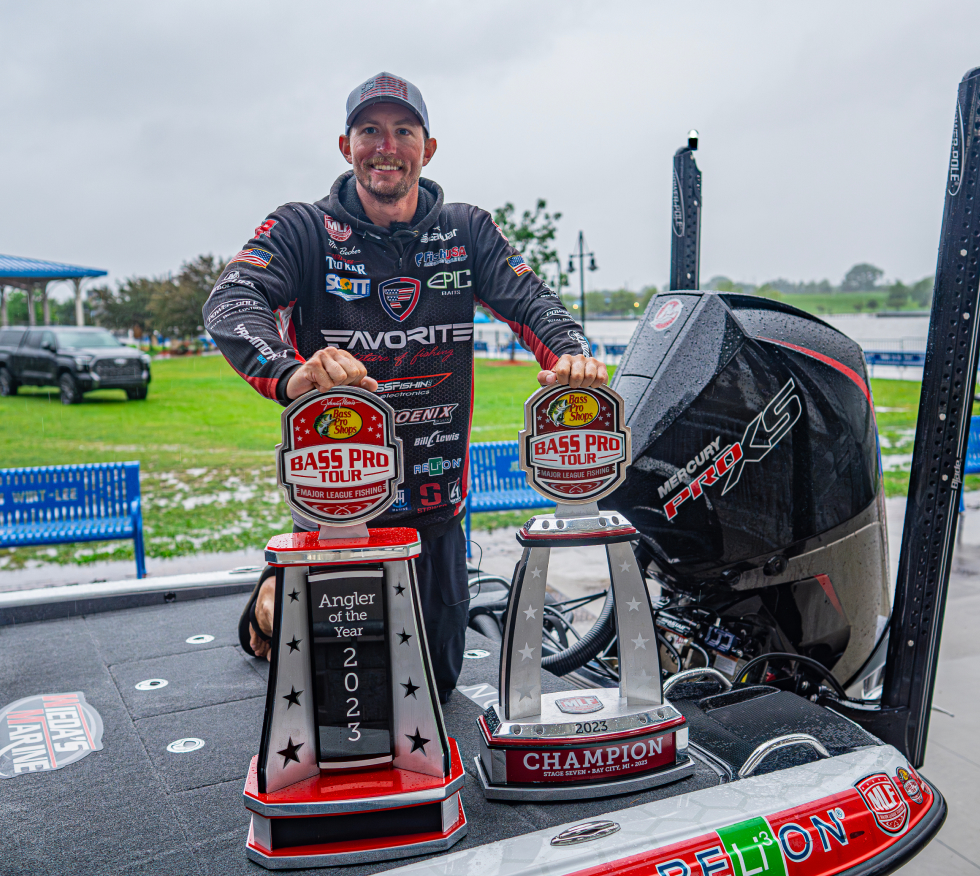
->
<box><xmin>90</xmin><ymin>277</ymin><xmax>160</xmax><ymax>335</ymax></box>
<box><xmin>841</xmin><ymin>263</ymin><xmax>884</xmax><ymax>292</ymax></box>
<box><xmin>639</xmin><ymin>285</ymin><xmax>658</xmax><ymax>310</ymax></box>
<box><xmin>150</xmin><ymin>254</ymin><xmax>223</xmax><ymax>338</ymax></box>
<box><xmin>911</xmin><ymin>277</ymin><xmax>933</xmax><ymax>308</ymax></box>
<box><xmin>493</xmin><ymin>199</ymin><xmax>563</xmax><ymax>279</ymax></box>
<box><xmin>886</xmin><ymin>281</ymin><xmax>909</xmax><ymax>310</ymax></box>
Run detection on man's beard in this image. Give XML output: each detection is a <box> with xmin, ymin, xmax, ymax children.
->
<box><xmin>354</xmin><ymin>159</ymin><xmax>420</xmax><ymax>205</ymax></box>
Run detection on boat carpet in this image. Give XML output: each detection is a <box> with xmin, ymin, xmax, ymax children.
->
<box><xmin>0</xmin><ymin>592</ymin><xmax>720</xmax><ymax>876</ymax></box>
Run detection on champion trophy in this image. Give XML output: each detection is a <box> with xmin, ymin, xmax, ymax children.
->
<box><xmin>475</xmin><ymin>383</ymin><xmax>694</xmax><ymax>800</ymax></box>
<box><xmin>243</xmin><ymin>386</ymin><xmax>466</xmax><ymax>869</ymax></box>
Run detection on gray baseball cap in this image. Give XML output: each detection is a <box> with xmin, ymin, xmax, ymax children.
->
<box><xmin>345</xmin><ymin>72</ymin><xmax>429</xmax><ymax>136</ymax></box>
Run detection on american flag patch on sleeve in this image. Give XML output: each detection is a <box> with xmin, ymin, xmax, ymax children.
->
<box><xmin>230</xmin><ymin>248</ymin><xmax>273</xmax><ymax>268</ymax></box>
<box><xmin>507</xmin><ymin>254</ymin><xmax>531</xmax><ymax>276</ymax></box>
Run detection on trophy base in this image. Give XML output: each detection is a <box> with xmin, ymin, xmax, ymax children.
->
<box><xmin>243</xmin><ymin>739</ymin><xmax>468</xmax><ymax>869</ymax></box>
<box><xmin>476</xmin><ymin>690</ymin><xmax>692</xmax><ymax>801</ymax></box>
<box><xmin>474</xmin><ymin>752</ymin><xmax>696</xmax><ymax>801</ymax></box>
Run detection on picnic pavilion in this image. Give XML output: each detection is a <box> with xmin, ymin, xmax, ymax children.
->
<box><xmin>0</xmin><ymin>254</ymin><xmax>108</xmax><ymax>327</ymax></box>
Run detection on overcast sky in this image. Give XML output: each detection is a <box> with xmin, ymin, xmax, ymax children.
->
<box><xmin>1</xmin><ymin>0</ymin><xmax>976</xmax><ymax>302</ymax></box>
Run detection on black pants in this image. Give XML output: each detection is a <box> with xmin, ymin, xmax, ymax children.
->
<box><xmin>413</xmin><ymin>522</ymin><xmax>470</xmax><ymax>701</ymax></box>
<box><xmin>293</xmin><ymin>522</ymin><xmax>470</xmax><ymax>701</ymax></box>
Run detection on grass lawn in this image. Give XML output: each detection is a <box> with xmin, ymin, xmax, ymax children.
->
<box><xmin>765</xmin><ymin>291</ymin><xmax>926</xmax><ymax>316</ymax></box>
<box><xmin>0</xmin><ymin>354</ymin><xmax>964</xmax><ymax>570</ymax></box>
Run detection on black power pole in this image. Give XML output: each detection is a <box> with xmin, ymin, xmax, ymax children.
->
<box><xmin>669</xmin><ymin>130</ymin><xmax>702</xmax><ymax>291</ymax></box>
<box><xmin>877</xmin><ymin>67</ymin><xmax>980</xmax><ymax>766</ymax></box>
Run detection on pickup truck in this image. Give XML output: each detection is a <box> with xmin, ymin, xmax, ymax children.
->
<box><xmin>0</xmin><ymin>325</ymin><xmax>150</xmax><ymax>404</ymax></box>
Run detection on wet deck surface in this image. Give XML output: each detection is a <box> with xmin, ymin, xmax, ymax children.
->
<box><xmin>0</xmin><ymin>594</ymin><xmax>721</xmax><ymax>876</ymax></box>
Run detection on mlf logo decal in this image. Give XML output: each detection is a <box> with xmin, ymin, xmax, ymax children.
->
<box><xmin>662</xmin><ymin>378</ymin><xmax>802</xmax><ymax>521</ymax></box>
<box><xmin>555</xmin><ymin>695</ymin><xmax>603</xmax><ymax>714</ymax></box>
<box><xmin>324</xmin><ymin>216</ymin><xmax>352</xmax><ymax>241</ymax></box>
<box><xmin>652</xmin><ymin>299</ymin><xmax>683</xmax><ymax>331</ymax></box>
<box><xmin>0</xmin><ymin>692</ymin><xmax>104</xmax><ymax>778</ymax></box>
<box><xmin>856</xmin><ymin>773</ymin><xmax>909</xmax><ymax>835</ymax></box>
<box><xmin>379</xmin><ymin>277</ymin><xmax>422</xmax><ymax>322</ymax></box>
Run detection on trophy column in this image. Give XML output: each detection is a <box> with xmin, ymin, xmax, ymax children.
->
<box><xmin>477</xmin><ymin>384</ymin><xmax>694</xmax><ymax>801</ymax></box>
<box><xmin>243</xmin><ymin>387</ymin><xmax>466</xmax><ymax>869</ymax></box>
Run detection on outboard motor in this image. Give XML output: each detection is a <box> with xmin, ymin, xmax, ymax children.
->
<box><xmin>605</xmin><ymin>291</ymin><xmax>890</xmax><ymax>690</ymax></box>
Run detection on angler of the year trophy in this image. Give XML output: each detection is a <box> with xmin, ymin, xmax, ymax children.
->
<box><xmin>475</xmin><ymin>383</ymin><xmax>694</xmax><ymax>801</ymax></box>
<box><xmin>243</xmin><ymin>386</ymin><xmax>466</xmax><ymax>870</ymax></box>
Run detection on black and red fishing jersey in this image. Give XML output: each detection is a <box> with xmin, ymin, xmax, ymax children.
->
<box><xmin>203</xmin><ymin>171</ymin><xmax>588</xmax><ymax>533</ymax></box>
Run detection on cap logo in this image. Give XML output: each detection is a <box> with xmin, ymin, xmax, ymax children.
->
<box><xmin>360</xmin><ymin>75</ymin><xmax>408</xmax><ymax>103</ymax></box>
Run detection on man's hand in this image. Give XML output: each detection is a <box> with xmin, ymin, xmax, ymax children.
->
<box><xmin>538</xmin><ymin>354</ymin><xmax>608</xmax><ymax>388</ymax></box>
<box><xmin>250</xmin><ymin>575</ymin><xmax>276</xmax><ymax>661</ymax></box>
<box><xmin>286</xmin><ymin>346</ymin><xmax>378</xmax><ymax>399</ymax></box>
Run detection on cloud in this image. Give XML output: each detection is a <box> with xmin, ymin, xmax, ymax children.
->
<box><xmin>0</xmin><ymin>0</ymin><xmax>976</xmax><ymax>296</ymax></box>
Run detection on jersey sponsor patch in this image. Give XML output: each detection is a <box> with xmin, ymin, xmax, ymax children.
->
<box><xmin>324</xmin><ymin>216</ymin><xmax>352</xmax><ymax>241</ymax></box>
<box><xmin>254</xmin><ymin>219</ymin><xmax>277</xmax><ymax>239</ymax></box>
<box><xmin>414</xmin><ymin>246</ymin><xmax>467</xmax><ymax>268</ymax></box>
<box><xmin>426</xmin><ymin>270</ymin><xmax>471</xmax><ymax>290</ymax></box>
<box><xmin>393</xmin><ymin>403</ymin><xmax>458</xmax><ymax>426</ymax></box>
<box><xmin>325</xmin><ymin>255</ymin><xmax>366</xmax><ymax>275</ymax></box>
<box><xmin>379</xmin><ymin>277</ymin><xmax>422</xmax><ymax>321</ymax></box>
<box><xmin>320</xmin><ymin>324</ymin><xmax>473</xmax><ymax>350</ymax></box>
<box><xmin>230</xmin><ymin>248</ymin><xmax>273</xmax><ymax>268</ymax></box>
<box><xmin>374</xmin><ymin>373</ymin><xmax>452</xmax><ymax>396</ymax></box>
<box><xmin>326</xmin><ymin>274</ymin><xmax>370</xmax><ymax>302</ymax></box>
<box><xmin>507</xmin><ymin>254</ymin><xmax>531</xmax><ymax>276</ymax></box>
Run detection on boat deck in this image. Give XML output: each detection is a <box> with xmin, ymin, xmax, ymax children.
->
<box><xmin>1</xmin><ymin>593</ymin><xmax>726</xmax><ymax>875</ymax></box>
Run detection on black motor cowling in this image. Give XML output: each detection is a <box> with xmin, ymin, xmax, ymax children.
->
<box><xmin>605</xmin><ymin>291</ymin><xmax>889</xmax><ymax>684</ymax></box>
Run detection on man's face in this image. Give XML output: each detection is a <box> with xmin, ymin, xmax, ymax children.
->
<box><xmin>340</xmin><ymin>103</ymin><xmax>437</xmax><ymax>204</ymax></box>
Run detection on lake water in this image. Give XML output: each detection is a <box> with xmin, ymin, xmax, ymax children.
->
<box><xmin>475</xmin><ymin>313</ymin><xmax>928</xmax><ymax>356</ymax></box>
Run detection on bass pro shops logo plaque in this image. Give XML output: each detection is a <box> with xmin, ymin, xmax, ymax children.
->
<box><xmin>519</xmin><ymin>384</ymin><xmax>630</xmax><ymax>504</ymax></box>
<box><xmin>277</xmin><ymin>387</ymin><xmax>404</xmax><ymax>525</ymax></box>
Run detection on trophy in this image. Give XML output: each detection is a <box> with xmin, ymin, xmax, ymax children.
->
<box><xmin>475</xmin><ymin>384</ymin><xmax>694</xmax><ymax>800</ymax></box>
<box><xmin>242</xmin><ymin>386</ymin><xmax>466</xmax><ymax>869</ymax></box>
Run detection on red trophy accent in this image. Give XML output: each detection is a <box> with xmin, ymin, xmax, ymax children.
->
<box><xmin>245</xmin><ymin>387</ymin><xmax>466</xmax><ymax>869</ymax></box>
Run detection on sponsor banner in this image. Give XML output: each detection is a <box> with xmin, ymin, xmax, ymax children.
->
<box><xmin>426</xmin><ymin>270</ymin><xmax>471</xmax><ymax>291</ymax></box>
<box><xmin>413</xmin><ymin>429</ymin><xmax>460</xmax><ymax>448</ymax></box>
<box><xmin>566</xmin><ymin>768</ymin><xmax>936</xmax><ymax>876</ymax></box>
<box><xmin>379</xmin><ymin>276</ymin><xmax>422</xmax><ymax>321</ymax></box>
<box><xmin>420</xmin><ymin>227</ymin><xmax>458</xmax><ymax>244</ymax></box>
<box><xmin>661</xmin><ymin>379</ymin><xmax>801</xmax><ymax>520</ymax></box>
<box><xmin>0</xmin><ymin>692</ymin><xmax>104</xmax><ymax>778</ymax></box>
<box><xmin>321</xmin><ymin>324</ymin><xmax>473</xmax><ymax>350</ymax></box>
<box><xmin>505</xmin><ymin>731</ymin><xmax>675</xmax><ymax>784</ymax></box>
<box><xmin>896</xmin><ymin>766</ymin><xmax>925</xmax><ymax>805</ymax></box>
<box><xmin>277</xmin><ymin>388</ymin><xmax>403</xmax><ymax>525</ymax></box>
<box><xmin>325</xmin><ymin>255</ymin><xmax>366</xmax><ymax>275</ymax></box>
<box><xmin>519</xmin><ymin>384</ymin><xmax>631</xmax><ymax>504</ymax></box>
<box><xmin>326</xmin><ymin>273</ymin><xmax>370</xmax><ymax>302</ymax></box>
<box><xmin>414</xmin><ymin>246</ymin><xmax>467</xmax><ymax>268</ymax></box>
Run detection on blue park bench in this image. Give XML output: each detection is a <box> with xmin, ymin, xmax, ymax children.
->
<box><xmin>465</xmin><ymin>441</ymin><xmax>553</xmax><ymax>556</ymax></box>
<box><xmin>0</xmin><ymin>462</ymin><xmax>146</xmax><ymax>578</ymax></box>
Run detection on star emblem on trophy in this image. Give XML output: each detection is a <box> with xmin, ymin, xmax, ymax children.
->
<box><xmin>475</xmin><ymin>383</ymin><xmax>694</xmax><ymax>801</ymax></box>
